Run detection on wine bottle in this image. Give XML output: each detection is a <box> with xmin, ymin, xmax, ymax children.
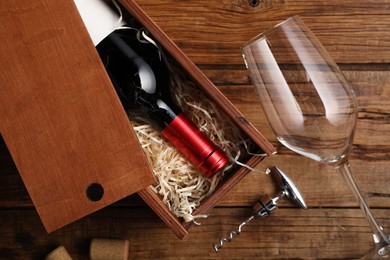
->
<box><xmin>74</xmin><ymin>0</ymin><xmax>229</xmax><ymax>177</ymax></box>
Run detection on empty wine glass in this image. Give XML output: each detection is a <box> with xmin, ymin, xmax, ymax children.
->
<box><xmin>241</xmin><ymin>16</ymin><xmax>390</xmax><ymax>258</ymax></box>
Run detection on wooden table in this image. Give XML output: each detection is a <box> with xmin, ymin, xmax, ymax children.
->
<box><xmin>1</xmin><ymin>0</ymin><xmax>389</xmax><ymax>259</ymax></box>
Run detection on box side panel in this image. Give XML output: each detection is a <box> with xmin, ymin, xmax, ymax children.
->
<box><xmin>0</xmin><ymin>0</ymin><xmax>155</xmax><ymax>232</ymax></box>
<box><xmin>138</xmin><ymin>188</ymin><xmax>188</xmax><ymax>239</ymax></box>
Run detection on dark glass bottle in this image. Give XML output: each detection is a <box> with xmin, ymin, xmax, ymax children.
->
<box><xmin>96</xmin><ymin>29</ymin><xmax>228</xmax><ymax>177</ymax></box>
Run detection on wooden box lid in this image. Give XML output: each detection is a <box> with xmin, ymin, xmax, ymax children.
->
<box><xmin>0</xmin><ymin>0</ymin><xmax>156</xmax><ymax>232</ymax></box>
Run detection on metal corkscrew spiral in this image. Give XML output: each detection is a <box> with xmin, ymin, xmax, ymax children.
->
<box><xmin>213</xmin><ymin>166</ymin><xmax>307</xmax><ymax>252</ymax></box>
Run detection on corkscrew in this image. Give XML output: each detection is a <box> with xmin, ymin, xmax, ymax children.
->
<box><xmin>213</xmin><ymin>166</ymin><xmax>307</xmax><ymax>252</ymax></box>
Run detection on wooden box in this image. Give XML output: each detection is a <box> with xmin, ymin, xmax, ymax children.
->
<box><xmin>0</xmin><ymin>0</ymin><xmax>275</xmax><ymax>238</ymax></box>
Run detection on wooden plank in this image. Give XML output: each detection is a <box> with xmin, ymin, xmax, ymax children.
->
<box><xmin>2</xmin><ymin>64</ymin><xmax>390</xmax><ymax>209</ymax></box>
<box><xmin>0</xmin><ymin>207</ymin><xmax>387</xmax><ymax>259</ymax></box>
<box><xmin>134</xmin><ymin>0</ymin><xmax>390</xmax><ymax>64</ymax></box>
<box><xmin>0</xmin><ymin>0</ymin><xmax>155</xmax><ymax>232</ymax></box>
<box><xmin>2</xmin><ymin>140</ymin><xmax>389</xmax><ymax>209</ymax></box>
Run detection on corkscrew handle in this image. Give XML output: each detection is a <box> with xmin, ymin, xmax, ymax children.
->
<box><xmin>269</xmin><ymin>166</ymin><xmax>307</xmax><ymax>210</ymax></box>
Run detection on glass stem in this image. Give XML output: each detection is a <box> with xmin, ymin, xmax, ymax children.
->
<box><xmin>338</xmin><ymin>161</ymin><xmax>390</xmax><ymax>245</ymax></box>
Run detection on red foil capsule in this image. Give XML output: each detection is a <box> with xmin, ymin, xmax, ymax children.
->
<box><xmin>161</xmin><ymin>113</ymin><xmax>229</xmax><ymax>177</ymax></box>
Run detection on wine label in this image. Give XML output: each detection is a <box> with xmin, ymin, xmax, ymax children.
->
<box><xmin>73</xmin><ymin>0</ymin><xmax>125</xmax><ymax>46</ymax></box>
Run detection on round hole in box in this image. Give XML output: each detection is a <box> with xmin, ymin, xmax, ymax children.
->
<box><xmin>248</xmin><ymin>0</ymin><xmax>261</xmax><ymax>7</ymax></box>
<box><xmin>86</xmin><ymin>183</ymin><xmax>104</xmax><ymax>201</ymax></box>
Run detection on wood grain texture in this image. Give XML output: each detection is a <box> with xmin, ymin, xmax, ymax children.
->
<box><xmin>134</xmin><ymin>0</ymin><xmax>390</xmax><ymax>65</ymax></box>
<box><xmin>1</xmin><ymin>0</ymin><xmax>389</xmax><ymax>258</ymax></box>
<box><xmin>0</xmin><ymin>207</ymin><xmax>388</xmax><ymax>259</ymax></box>
<box><xmin>0</xmin><ymin>0</ymin><xmax>155</xmax><ymax>232</ymax></box>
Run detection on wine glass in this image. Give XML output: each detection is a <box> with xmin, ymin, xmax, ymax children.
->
<box><xmin>241</xmin><ymin>16</ymin><xmax>390</xmax><ymax>258</ymax></box>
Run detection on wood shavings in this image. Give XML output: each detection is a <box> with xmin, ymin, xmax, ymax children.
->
<box><xmin>131</xmin><ymin>57</ymin><xmax>265</xmax><ymax>222</ymax></box>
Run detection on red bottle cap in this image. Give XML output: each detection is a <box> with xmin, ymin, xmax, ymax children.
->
<box><xmin>161</xmin><ymin>113</ymin><xmax>229</xmax><ymax>177</ymax></box>
<box><xmin>198</xmin><ymin>147</ymin><xmax>229</xmax><ymax>177</ymax></box>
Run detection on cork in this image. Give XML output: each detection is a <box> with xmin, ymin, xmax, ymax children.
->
<box><xmin>90</xmin><ymin>238</ymin><xmax>130</xmax><ymax>260</ymax></box>
<box><xmin>45</xmin><ymin>246</ymin><xmax>73</xmax><ymax>260</ymax></box>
